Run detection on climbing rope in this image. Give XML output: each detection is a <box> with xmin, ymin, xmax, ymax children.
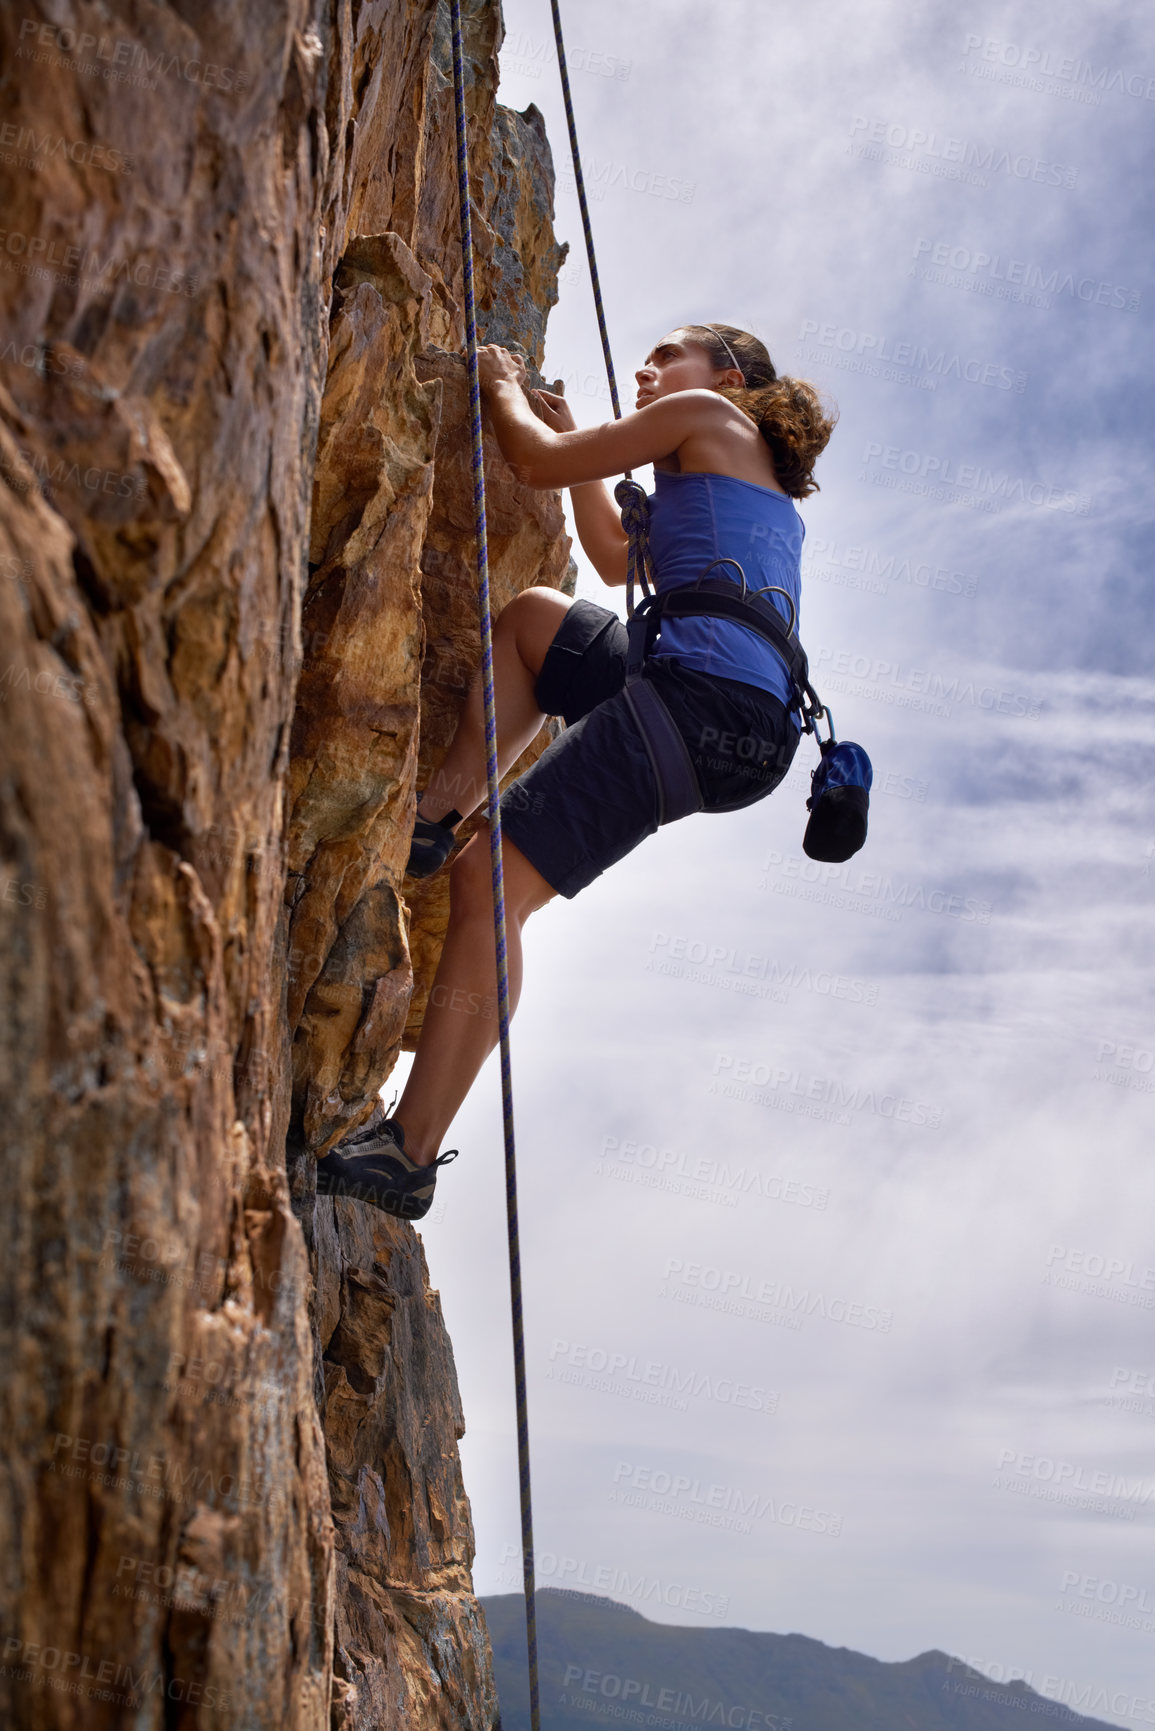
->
<box><xmin>549</xmin><ymin>0</ymin><xmax>624</xmax><ymax>422</ymax></box>
<box><xmin>449</xmin><ymin>3</ymin><xmax>659</xmax><ymax>1718</ymax></box>
<box><xmin>448</xmin><ymin>5</ymin><xmax>541</xmax><ymax>1728</ymax></box>
<box><xmin>547</xmin><ymin>2</ymin><xmax>659</xmax><ymax>624</ymax></box>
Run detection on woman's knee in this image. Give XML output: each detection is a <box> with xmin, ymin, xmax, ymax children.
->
<box><xmin>448</xmin><ymin>835</ymin><xmax>495</xmax><ymax>922</ymax></box>
<box><xmin>498</xmin><ymin>585</ymin><xmax>566</xmax><ymax>626</ymax></box>
<box><xmin>497</xmin><ymin>586</ymin><xmax>572</xmax><ymax>665</ymax></box>
<box><xmin>448</xmin><ymin>831</ymin><xmax>554</xmax><ymax>925</ymax></box>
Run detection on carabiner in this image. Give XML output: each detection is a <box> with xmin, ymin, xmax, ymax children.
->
<box><xmin>695</xmin><ymin>556</ymin><xmax>750</xmax><ymax>598</ymax></box>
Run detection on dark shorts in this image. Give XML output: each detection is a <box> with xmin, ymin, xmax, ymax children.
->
<box><xmin>500</xmin><ymin>598</ymin><xmax>799</xmax><ymax>899</ymax></box>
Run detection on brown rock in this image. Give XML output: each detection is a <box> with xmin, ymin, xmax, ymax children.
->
<box><xmin>305</xmin><ymin>1200</ymin><xmax>499</xmax><ymax>1730</ymax></box>
<box><xmin>286</xmin><ymin>229</ymin><xmax>436</xmax><ymax>1154</ymax></box>
<box><xmin>288</xmin><ymin>92</ymin><xmax>571</xmax><ymax>1133</ymax></box>
<box><xmin>0</xmin><ymin>0</ymin><xmax>338</xmax><ymax>1719</ymax></box>
<box><xmin>0</xmin><ymin>0</ymin><xmax>571</xmax><ymax>1726</ymax></box>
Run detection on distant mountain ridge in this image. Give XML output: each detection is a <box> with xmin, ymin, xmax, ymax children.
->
<box><xmin>481</xmin><ymin>1589</ymin><xmax>1120</xmax><ymax>1731</ymax></box>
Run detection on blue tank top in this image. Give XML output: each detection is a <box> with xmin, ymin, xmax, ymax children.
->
<box><xmin>645</xmin><ymin>470</ymin><xmax>804</xmax><ymax>712</ymax></box>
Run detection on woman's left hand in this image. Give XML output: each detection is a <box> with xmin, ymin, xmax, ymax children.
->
<box><xmin>532</xmin><ymin>387</ymin><xmax>576</xmax><ymax>433</ymax></box>
<box><xmin>477</xmin><ymin>344</ymin><xmax>528</xmax><ymax>393</ymax></box>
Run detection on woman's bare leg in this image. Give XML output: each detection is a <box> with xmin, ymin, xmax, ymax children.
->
<box><xmin>420</xmin><ymin>586</ymin><xmax>573</xmax><ymax>824</ymax></box>
<box><xmin>397</xmin><ymin>586</ymin><xmax>571</xmax><ymax>1160</ymax></box>
<box><xmin>396</xmin><ymin>834</ymin><xmax>556</xmax><ymax>1163</ymax></box>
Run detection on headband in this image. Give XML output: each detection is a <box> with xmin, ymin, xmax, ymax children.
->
<box><xmin>706</xmin><ymin>325</ymin><xmax>745</xmax><ymax>380</ymax></box>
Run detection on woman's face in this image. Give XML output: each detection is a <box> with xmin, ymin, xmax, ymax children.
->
<box><xmin>634</xmin><ymin>330</ymin><xmax>733</xmax><ymax>408</ymax></box>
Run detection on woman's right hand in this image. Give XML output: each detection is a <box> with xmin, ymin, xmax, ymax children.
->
<box><xmin>478</xmin><ymin>344</ymin><xmax>528</xmax><ymax>393</ymax></box>
<box><xmin>532</xmin><ymin>387</ymin><xmax>577</xmax><ymax>434</ymax></box>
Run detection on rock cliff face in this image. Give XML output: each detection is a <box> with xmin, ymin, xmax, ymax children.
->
<box><xmin>0</xmin><ymin>3</ymin><xmax>568</xmax><ymax>1726</ymax></box>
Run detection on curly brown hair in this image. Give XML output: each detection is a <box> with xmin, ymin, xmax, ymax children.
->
<box><xmin>681</xmin><ymin>323</ymin><xmax>838</xmax><ymax>499</ymax></box>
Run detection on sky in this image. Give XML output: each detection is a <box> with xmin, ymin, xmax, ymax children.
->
<box><xmin>395</xmin><ymin>1</ymin><xmax>1155</xmax><ymax>1723</ymax></box>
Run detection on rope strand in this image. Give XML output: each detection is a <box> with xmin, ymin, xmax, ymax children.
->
<box><xmin>548</xmin><ymin>3</ymin><xmax>652</xmax><ymax>618</ymax></box>
<box><xmin>449</xmin><ymin>6</ymin><xmax>540</xmax><ymax>1729</ymax></box>
<box><xmin>549</xmin><ymin>0</ymin><xmax>624</xmax><ymax>423</ymax></box>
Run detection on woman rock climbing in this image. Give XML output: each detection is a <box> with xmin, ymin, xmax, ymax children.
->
<box><xmin>316</xmin><ymin>322</ymin><xmax>836</xmax><ymax>1217</ymax></box>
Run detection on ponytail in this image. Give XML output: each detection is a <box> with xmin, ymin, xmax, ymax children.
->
<box><xmin>682</xmin><ymin>323</ymin><xmax>838</xmax><ymax>500</ymax></box>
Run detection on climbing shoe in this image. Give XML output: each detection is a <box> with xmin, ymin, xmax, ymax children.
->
<box><xmin>315</xmin><ymin>1117</ymin><xmax>458</xmax><ymax>1220</ymax></box>
<box><xmin>338</xmin><ymin>1098</ymin><xmax>389</xmax><ymax>1147</ymax></box>
<box><xmin>406</xmin><ymin>808</ymin><xmax>462</xmax><ymax>879</ymax></box>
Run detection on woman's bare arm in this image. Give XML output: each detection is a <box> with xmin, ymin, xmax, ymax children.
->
<box><xmin>568</xmin><ymin>481</ymin><xmax>629</xmax><ymax>586</ymax></box>
<box><xmin>530</xmin><ymin>386</ymin><xmax>628</xmax><ymax>585</ymax></box>
<box><xmin>479</xmin><ymin>346</ymin><xmax>736</xmax><ymax>490</ymax></box>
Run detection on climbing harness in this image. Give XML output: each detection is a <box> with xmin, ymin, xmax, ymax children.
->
<box><xmin>617</xmin><ymin>479</ymin><xmax>872</xmax><ymax>853</ymax></box>
<box><xmin>616</xmin><ymin>484</ymin><xmax>873</xmax><ymax>852</ymax></box>
<box><xmin>618</xmin><ymin>496</ymin><xmax>828</xmax><ymax>823</ymax></box>
<box><xmin>449</xmin><ymin>5</ymin><xmax>541</xmax><ymax>1728</ymax></box>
